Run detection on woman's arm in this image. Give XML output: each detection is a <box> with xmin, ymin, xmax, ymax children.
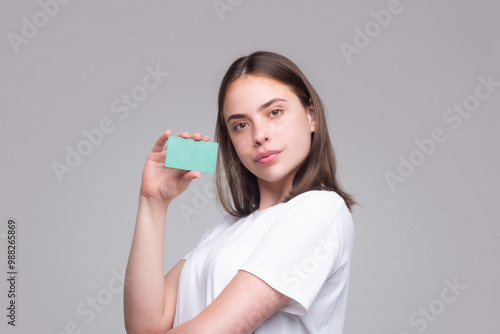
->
<box><xmin>124</xmin><ymin>196</ymin><xmax>183</xmax><ymax>333</ymax></box>
<box><xmin>124</xmin><ymin>130</ymin><xmax>208</xmax><ymax>334</ymax></box>
<box><xmin>167</xmin><ymin>270</ymin><xmax>292</xmax><ymax>334</ymax></box>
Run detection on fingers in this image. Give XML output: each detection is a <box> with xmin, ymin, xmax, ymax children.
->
<box><xmin>151</xmin><ymin>129</ymin><xmax>172</xmax><ymax>152</ymax></box>
<box><xmin>185</xmin><ymin>171</ymin><xmax>202</xmax><ymax>179</ymax></box>
<box><xmin>177</xmin><ymin>171</ymin><xmax>202</xmax><ymax>191</ymax></box>
<box><xmin>176</xmin><ymin>131</ymin><xmax>191</xmax><ymax>139</ymax></box>
<box><xmin>175</xmin><ymin>131</ymin><xmax>210</xmax><ymax>142</ymax></box>
<box><xmin>164</xmin><ymin>168</ymin><xmax>202</xmax><ymax>182</ymax></box>
<box><xmin>152</xmin><ymin>129</ymin><xmax>210</xmax><ymax>153</ymax></box>
<box><xmin>191</xmin><ymin>133</ymin><xmax>210</xmax><ymax>142</ymax></box>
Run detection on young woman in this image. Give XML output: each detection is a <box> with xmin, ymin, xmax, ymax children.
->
<box><xmin>124</xmin><ymin>51</ymin><xmax>356</xmax><ymax>334</ymax></box>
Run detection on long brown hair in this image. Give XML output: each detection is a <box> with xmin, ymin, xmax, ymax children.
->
<box><xmin>215</xmin><ymin>51</ymin><xmax>356</xmax><ymax>217</ymax></box>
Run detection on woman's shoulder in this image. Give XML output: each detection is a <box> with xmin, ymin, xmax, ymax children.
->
<box><xmin>286</xmin><ymin>190</ymin><xmax>346</xmax><ymax>210</ymax></box>
<box><xmin>282</xmin><ymin>190</ymin><xmax>354</xmax><ymax>242</ymax></box>
<box><xmin>283</xmin><ymin>190</ymin><xmax>353</xmax><ymax>230</ymax></box>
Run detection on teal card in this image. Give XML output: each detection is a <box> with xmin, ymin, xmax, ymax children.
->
<box><xmin>165</xmin><ymin>136</ymin><xmax>219</xmax><ymax>174</ymax></box>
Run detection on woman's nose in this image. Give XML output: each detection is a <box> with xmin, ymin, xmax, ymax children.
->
<box><xmin>253</xmin><ymin>123</ymin><xmax>271</xmax><ymax>146</ymax></box>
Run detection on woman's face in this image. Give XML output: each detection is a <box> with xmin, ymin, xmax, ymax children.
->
<box><xmin>223</xmin><ymin>75</ymin><xmax>316</xmax><ymax>187</ymax></box>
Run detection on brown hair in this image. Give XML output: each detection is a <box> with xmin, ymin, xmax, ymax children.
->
<box><xmin>215</xmin><ymin>51</ymin><xmax>356</xmax><ymax>217</ymax></box>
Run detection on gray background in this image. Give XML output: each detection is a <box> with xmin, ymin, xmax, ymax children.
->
<box><xmin>1</xmin><ymin>0</ymin><xmax>499</xmax><ymax>333</ymax></box>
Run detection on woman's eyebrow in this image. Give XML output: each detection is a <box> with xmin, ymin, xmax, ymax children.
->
<box><xmin>226</xmin><ymin>113</ymin><xmax>246</xmax><ymax>124</ymax></box>
<box><xmin>226</xmin><ymin>98</ymin><xmax>287</xmax><ymax>124</ymax></box>
<box><xmin>258</xmin><ymin>98</ymin><xmax>287</xmax><ymax>111</ymax></box>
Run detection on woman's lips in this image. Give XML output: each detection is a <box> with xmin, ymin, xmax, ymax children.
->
<box><xmin>254</xmin><ymin>150</ymin><xmax>282</xmax><ymax>164</ymax></box>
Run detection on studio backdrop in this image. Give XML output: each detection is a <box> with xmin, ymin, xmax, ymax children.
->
<box><xmin>1</xmin><ymin>0</ymin><xmax>499</xmax><ymax>333</ymax></box>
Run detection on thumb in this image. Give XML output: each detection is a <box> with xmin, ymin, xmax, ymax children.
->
<box><xmin>177</xmin><ymin>171</ymin><xmax>201</xmax><ymax>190</ymax></box>
<box><xmin>184</xmin><ymin>171</ymin><xmax>202</xmax><ymax>180</ymax></box>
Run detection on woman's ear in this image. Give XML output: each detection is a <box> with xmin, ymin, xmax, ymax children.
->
<box><xmin>308</xmin><ymin>99</ymin><xmax>316</xmax><ymax>132</ymax></box>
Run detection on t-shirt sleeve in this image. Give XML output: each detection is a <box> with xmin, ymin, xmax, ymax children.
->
<box><xmin>239</xmin><ymin>191</ymin><xmax>349</xmax><ymax>315</ymax></box>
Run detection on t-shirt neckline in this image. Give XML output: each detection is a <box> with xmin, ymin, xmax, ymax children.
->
<box><xmin>255</xmin><ymin>202</ymin><xmax>285</xmax><ymax>216</ymax></box>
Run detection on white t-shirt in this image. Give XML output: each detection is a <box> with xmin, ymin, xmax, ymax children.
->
<box><xmin>173</xmin><ymin>190</ymin><xmax>355</xmax><ymax>333</ymax></box>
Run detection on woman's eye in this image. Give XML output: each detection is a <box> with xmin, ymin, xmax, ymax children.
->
<box><xmin>269</xmin><ymin>109</ymin><xmax>283</xmax><ymax>117</ymax></box>
<box><xmin>234</xmin><ymin>122</ymin><xmax>247</xmax><ymax>131</ymax></box>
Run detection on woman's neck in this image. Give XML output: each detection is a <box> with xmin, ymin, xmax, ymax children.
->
<box><xmin>257</xmin><ymin>173</ymin><xmax>295</xmax><ymax>211</ymax></box>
